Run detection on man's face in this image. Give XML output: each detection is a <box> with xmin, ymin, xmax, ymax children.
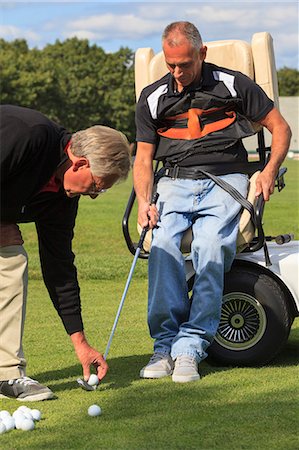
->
<box><xmin>63</xmin><ymin>147</ymin><xmax>118</xmax><ymax>198</ymax></box>
<box><xmin>163</xmin><ymin>37</ymin><xmax>207</xmax><ymax>92</ymax></box>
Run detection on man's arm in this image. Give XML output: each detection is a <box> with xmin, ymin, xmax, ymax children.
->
<box><xmin>256</xmin><ymin>107</ymin><xmax>291</xmax><ymax>201</ymax></box>
<box><xmin>35</xmin><ymin>194</ymin><xmax>108</xmax><ymax>381</ymax></box>
<box><xmin>133</xmin><ymin>142</ymin><xmax>158</xmax><ymax>229</ymax></box>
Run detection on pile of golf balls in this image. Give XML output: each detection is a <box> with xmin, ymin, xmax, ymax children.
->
<box><xmin>0</xmin><ymin>407</ymin><xmax>42</xmax><ymax>434</ymax></box>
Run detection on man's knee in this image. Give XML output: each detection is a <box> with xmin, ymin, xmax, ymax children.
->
<box><xmin>0</xmin><ymin>223</ymin><xmax>24</xmax><ymax>247</ymax></box>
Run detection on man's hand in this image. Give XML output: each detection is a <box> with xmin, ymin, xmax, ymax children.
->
<box><xmin>256</xmin><ymin>107</ymin><xmax>291</xmax><ymax>201</ymax></box>
<box><xmin>255</xmin><ymin>166</ymin><xmax>276</xmax><ymax>201</ymax></box>
<box><xmin>70</xmin><ymin>331</ymin><xmax>108</xmax><ymax>382</ymax></box>
<box><xmin>138</xmin><ymin>201</ymin><xmax>159</xmax><ymax>230</ymax></box>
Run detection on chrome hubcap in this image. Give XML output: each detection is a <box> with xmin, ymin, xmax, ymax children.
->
<box><xmin>215</xmin><ymin>292</ymin><xmax>267</xmax><ymax>350</ymax></box>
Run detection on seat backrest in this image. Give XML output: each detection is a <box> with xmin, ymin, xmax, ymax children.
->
<box><xmin>135</xmin><ymin>32</ymin><xmax>279</xmax><ymax>109</ymax></box>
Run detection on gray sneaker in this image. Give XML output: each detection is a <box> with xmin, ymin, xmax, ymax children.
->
<box><xmin>0</xmin><ymin>376</ymin><xmax>54</xmax><ymax>401</ymax></box>
<box><xmin>140</xmin><ymin>352</ymin><xmax>174</xmax><ymax>378</ymax></box>
<box><xmin>172</xmin><ymin>355</ymin><xmax>200</xmax><ymax>383</ymax></box>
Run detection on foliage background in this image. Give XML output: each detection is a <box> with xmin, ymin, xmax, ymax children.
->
<box><xmin>1</xmin><ymin>38</ymin><xmax>299</xmax><ymax>143</ymax></box>
<box><xmin>0</xmin><ymin>38</ymin><xmax>135</xmax><ymax>140</ymax></box>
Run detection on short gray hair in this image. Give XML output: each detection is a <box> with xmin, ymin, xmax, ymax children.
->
<box><xmin>71</xmin><ymin>125</ymin><xmax>131</xmax><ymax>181</ymax></box>
<box><xmin>162</xmin><ymin>21</ymin><xmax>203</xmax><ymax>51</ymax></box>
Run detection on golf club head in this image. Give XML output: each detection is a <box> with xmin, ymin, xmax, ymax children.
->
<box><xmin>77</xmin><ymin>378</ymin><xmax>98</xmax><ymax>391</ymax></box>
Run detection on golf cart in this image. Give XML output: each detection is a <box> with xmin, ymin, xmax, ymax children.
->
<box><xmin>122</xmin><ymin>32</ymin><xmax>299</xmax><ymax>366</ymax></box>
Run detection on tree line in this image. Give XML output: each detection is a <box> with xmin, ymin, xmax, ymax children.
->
<box><xmin>1</xmin><ymin>38</ymin><xmax>298</xmax><ymax>142</ymax></box>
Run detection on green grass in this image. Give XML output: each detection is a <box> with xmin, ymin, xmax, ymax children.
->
<box><xmin>1</xmin><ymin>161</ymin><xmax>298</xmax><ymax>449</ymax></box>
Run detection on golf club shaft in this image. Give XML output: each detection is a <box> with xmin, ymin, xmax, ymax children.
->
<box><xmin>104</xmin><ymin>192</ymin><xmax>159</xmax><ymax>360</ymax></box>
<box><xmin>104</xmin><ymin>245</ymin><xmax>141</xmax><ymax>360</ymax></box>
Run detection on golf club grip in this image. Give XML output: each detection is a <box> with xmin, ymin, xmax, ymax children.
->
<box><xmin>137</xmin><ymin>192</ymin><xmax>159</xmax><ymax>249</ymax></box>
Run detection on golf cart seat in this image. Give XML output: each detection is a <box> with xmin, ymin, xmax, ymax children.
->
<box><xmin>123</xmin><ymin>32</ymin><xmax>285</xmax><ymax>260</ymax></box>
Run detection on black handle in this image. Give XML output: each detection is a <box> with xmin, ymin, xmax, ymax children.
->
<box><xmin>275</xmin><ymin>234</ymin><xmax>294</xmax><ymax>245</ymax></box>
<box><xmin>137</xmin><ymin>192</ymin><xmax>159</xmax><ymax>249</ymax></box>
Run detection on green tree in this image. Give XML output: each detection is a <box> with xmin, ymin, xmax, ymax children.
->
<box><xmin>277</xmin><ymin>67</ymin><xmax>299</xmax><ymax>96</ymax></box>
<box><xmin>0</xmin><ymin>38</ymin><xmax>136</xmax><ymax>141</ymax></box>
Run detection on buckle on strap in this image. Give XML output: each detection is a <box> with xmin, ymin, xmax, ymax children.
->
<box><xmin>164</xmin><ymin>165</ymin><xmax>180</xmax><ymax>180</ymax></box>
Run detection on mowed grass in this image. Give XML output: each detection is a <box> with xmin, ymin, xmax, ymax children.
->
<box><xmin>1</xmin><ymin>160</ymin><xmax>298</xmax><ymax>449</ymax></box>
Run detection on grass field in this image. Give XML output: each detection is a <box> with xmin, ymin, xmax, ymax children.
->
<box><xmin>1</xmin><ymin>160</ymin><xmax>298</xmax><ymax>449</ymax></box>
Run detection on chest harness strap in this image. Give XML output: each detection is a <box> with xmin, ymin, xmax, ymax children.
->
<box><xmin>157</xmin><ymin>107</ymin><xmax>236</xmax><ymax>140</ymax></box>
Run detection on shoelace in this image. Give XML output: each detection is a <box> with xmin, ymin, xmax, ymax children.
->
<box><xmin>8</xmin><ymin>376</ymin><xmax>39</xmax><ymax>386</ymax></box>
<box><xmin>149</xmin><ymin>353</ymin><xmax>169</xmax><ymax>363</ymax></box>
<box><xmin>175</xmin><ymin>356</ymin><xmax>197</xmax><ymax>367</ymax></box>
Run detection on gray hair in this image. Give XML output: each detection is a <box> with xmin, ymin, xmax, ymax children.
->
<box><xmin>162</xmin><ymin>21</ymin><xmax>203</xmax><ymax>51</ymax></box>
<box><xmin>71</xmin><ymin>125</ymin><xmax>131</xmax><ymax>181</ymax></box>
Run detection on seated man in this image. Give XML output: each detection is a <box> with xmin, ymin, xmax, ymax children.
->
<box><xmin>0</xmin><ymin>105</ymin><xmax>131</xmax><ymax>400</ymax></box>
<box><xmin>133</xmin><ymin>21</ymin><xmax>291</xmax><ymax>382</ymax></box>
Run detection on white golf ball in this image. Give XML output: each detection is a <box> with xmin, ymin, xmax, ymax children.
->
<box><xmin>0</xmin><ymin>422</ymin><xmax>7</xmax><ymax>434</ymax></box>
<box><xmin>17</xmin><ymin>405</ymin><xmax>30</xmax><ymax>411</ymax></box>
<box><xmin>23</xmin><ymin>410</ymin><xmax>34</xmax><ymax>421</ymax></box>
<box><xmin>288</xmin><ymin>151</ymin><xmax>294</xmax><ymax>159</ymax></box>
<box><xmin>31</xmin><ymin>409</ymin><xmax>42</xmax><ymax>421</ymax></box>
<box><xmin>88</xmin><ymin>374</ymin><xmax>99</xmax><ymax>386</ymax></box>
<box><xmin>0</xmin><ymin>410</ymin><xmax>11</xmax><ymax>419</ymax></box>
<box><xmin>13</xmin><ymin>410</ymin><xmax>25</xmax><ymax>419</ymax></box>
<box><xmin>2</xmin><ymin>416</ymin><xmax>15</xmax><ymax>431</ymax></box>
<box><xmin>88</xmin><ymin>404</ymin><xmax>102</xmax><ymax>417</ymax></box>
<box><xmin>20</xmin><ymin>418</ymin><xmax>35</xmax><ymax>431</ymax></box>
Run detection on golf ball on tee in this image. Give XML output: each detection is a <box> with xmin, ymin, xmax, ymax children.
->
<box><xmin>88</xmin><ymin>404</ymin><xmax>102</xmax><ymax>417</ymax></box>
<box><xmin>88</xmin><ymin>374</ymin><xmax>99</xmax><ymax>386</ymax></box>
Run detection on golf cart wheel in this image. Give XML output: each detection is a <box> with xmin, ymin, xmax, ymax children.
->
<box><xmin>208</xmin><ymin>263</ymin><xmax>292</xmax><ymax>366</ymax></box>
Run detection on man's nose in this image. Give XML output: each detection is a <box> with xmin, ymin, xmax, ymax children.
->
<box><xmin>173</xmin><ymin>66</ymin><xmax>183</xmax><ymax>77</ymax></box>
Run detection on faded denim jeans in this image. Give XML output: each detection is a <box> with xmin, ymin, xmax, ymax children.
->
<box><xmin>148</xmin><ymin>173</ymin><xmax>248</xmax><ymax>362</ymax></box>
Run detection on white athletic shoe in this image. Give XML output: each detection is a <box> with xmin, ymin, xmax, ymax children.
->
<box><xmin>140</xmin><ymin>352</ymin><xmax>174</xmax><ymax>378</ymax></box>
<box><xmin>172</xmin><ymin>355</ymin><xmax>200</xmax><ymax>383</ymax></box>
<box><xmin>0</xmin><ymin>376</ymin><xmax>54</xmax><ymax>401</ymax></box>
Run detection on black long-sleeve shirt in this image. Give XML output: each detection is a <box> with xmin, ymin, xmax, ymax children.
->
<box><xmin>0</xmin><ymin>105</ymin><xmax>83</xmax><ymax>334</ymax></box>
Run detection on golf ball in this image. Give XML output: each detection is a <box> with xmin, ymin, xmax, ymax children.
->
<box><xmin>20</xmin><ymin>418</ymin><xmax>35</xmax><ymax>431</ymax></box>
<box><xmin>13</xmin><ymin>411</ymin><xmax>26</xmax><ymax>429</ymax></box>
<box><xmin>88</xmin><ymin>404</ymin><xmax>102</xmax><ymax>417</ymax></box>
<box><xmin>0</xmin><ymin>410</ymin><xmax>11</xmax><ymax>419</ymax></box>
<box><xmin>88</xmin><ymin>374</ymin><xmax>99</xmax><ymax>386</ymax></box>
<box><xmin>0</xmin><ymin>422</ymin><xmax>7</xmax><ymax>434</ymax></box>
<box><xmin>288</xmin><ymin>151</ymin><xmax>294</xmax><ymax>159</ymax></box>
<box><xmin>31</xmin><ymin>409</ymin><xmax>42</xmax><ymax>421</ymax></box>
<box><xmin>2</xmin><ymin>416</ymin><xmax>15</xmax><ymax>431</ymax></box>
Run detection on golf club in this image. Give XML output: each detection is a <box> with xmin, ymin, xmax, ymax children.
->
<box><xmin>77</xmin><ymin>191</ymin><xmax>159</xmax><ymax>390</ymax></box>
<box><xmin>104</xmin><ymin>191</ymin><xmax>159</xmax><ymax>360</ymax></box>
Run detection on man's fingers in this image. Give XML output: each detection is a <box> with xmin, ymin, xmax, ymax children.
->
<box><xmin>83</xmin><ymin>368</ymin><xmax>91</xmax><ymax>382</ymax></box>
<box><xmin>95</xmin><ymin>358</ymin><xmax>108</xmax><ymax>380</ymax></box>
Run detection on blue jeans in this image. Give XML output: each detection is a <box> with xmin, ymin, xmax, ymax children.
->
<box><xmin>148</xmin><ymin>173</ymin><xmax>248</xmax><ymax>363</ymax></box>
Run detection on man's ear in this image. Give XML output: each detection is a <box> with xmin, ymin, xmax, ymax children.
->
<box><xmin>200</xmin><ymin>45</ymin><xmax>207</xmax><ymax>61</ymax></box>
<box><xmin>67</xmin><ymin>146</ymin><xmax>90</xmax><ymax>171</ymax></box>
<box><xmin>72</xmin><ymin>157</ymin><xmax>89</xmax><ymax>172</ymax></box>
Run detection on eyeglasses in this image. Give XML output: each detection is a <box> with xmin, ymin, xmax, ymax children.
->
<box><xmin>89</xmin><ymin>172</ymin><xmax>108</xmax><ymax>196</ymax></box>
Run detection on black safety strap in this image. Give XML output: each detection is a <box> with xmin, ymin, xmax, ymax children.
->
<box><xmin>197</xmin><ymin>169</ymin><xmax>256</xmax><ymax>225</ymax></box>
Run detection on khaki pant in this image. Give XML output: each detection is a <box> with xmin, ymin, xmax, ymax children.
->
<box><xmin>0</xmin><ymin>224</ymin><xmax>28</xmax><ymax>380</ymax></box>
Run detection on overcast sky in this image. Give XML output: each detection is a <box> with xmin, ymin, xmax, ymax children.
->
<box><xmin>0</xmin><ymin>1</ymin><xmax>298</xmax><ymax>69</ymax></box>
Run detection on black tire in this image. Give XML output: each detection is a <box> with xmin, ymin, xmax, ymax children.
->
<box><xmin>189</xmin><ymin>262</ymin><xmax>293</xmax><ymax>366</ymax></box>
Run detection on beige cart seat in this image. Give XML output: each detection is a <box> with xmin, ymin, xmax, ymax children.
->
<box><xmin>135</xmin><ymin>32</ymin><xmax>279</xmax><ymax>253</ymax></box>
